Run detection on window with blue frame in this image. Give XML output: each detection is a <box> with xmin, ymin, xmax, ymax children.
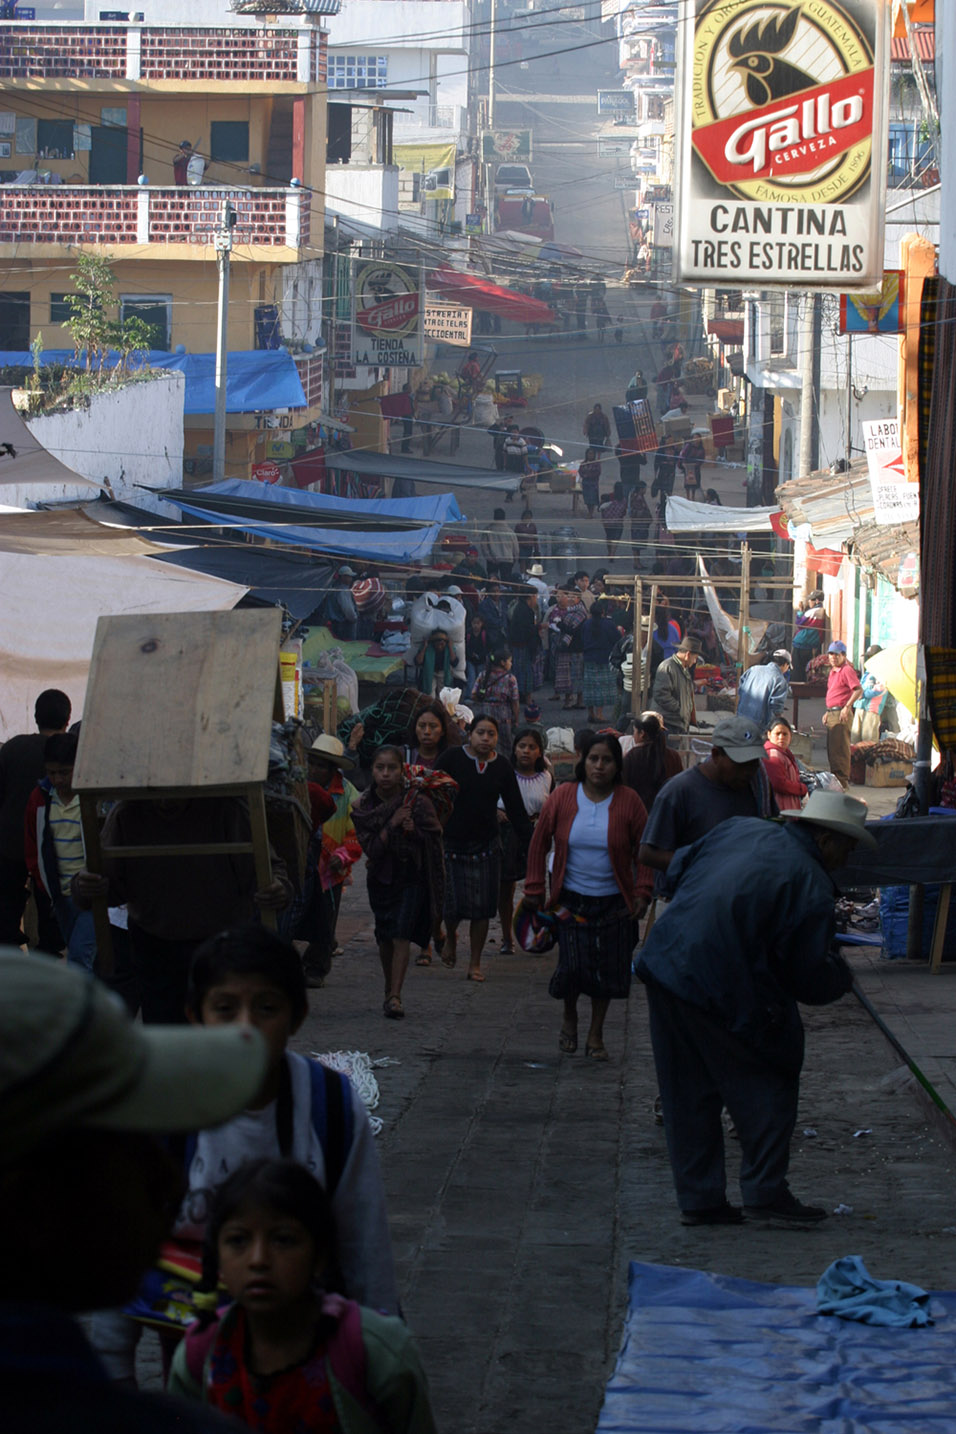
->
<box><xmin>328</xmin><ymin>54</ymin><xmax>388</xmax><ymax>88</ymax></box>
<box><xmin>887</xmin><ymin>120</ymin><xmax>934</xmax><ymax>186</ymax></box>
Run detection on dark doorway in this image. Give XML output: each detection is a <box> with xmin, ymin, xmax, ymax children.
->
<box><xmin>89</xmin><ymin>126</ymin><xmax>128</xmax><ymax>184</ymax></box>
<box><xmin>0</xmin><ymin>291</ymin><xmax>30</xmax><ymax>348</ymax></box>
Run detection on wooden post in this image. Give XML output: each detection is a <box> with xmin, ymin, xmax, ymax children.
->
<box><xmin>630</xmin><ymin>578</ymin><xmax>643</xmax><ymax>715</ymax></box>
<box><xmin>247</xmin><ymin>782</ymin><xmax>277</xmax><ymax>933</ymax></box>
<box><xmin>78</xmin><ymin>794</ymin><xmax>113</xmax><ymax>976</ymax></box>
<box><xmin>738</xmin><ymin>542</ymin><xmax>751</xmax><ymax>672</ymax></box>
<box><xmin>643</xmin><ymin>582</ymin><xmax>659</xmax><ymax>711</ymax></box>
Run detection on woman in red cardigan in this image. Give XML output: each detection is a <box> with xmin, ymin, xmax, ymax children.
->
<box><xmin>762</xmin><ymin>716</ymin><xmax>807</xmax><ymax>813</ymax></box>
<box><xmin>525</xmin><ymin>732</ymin><xmax>654</xmax><ymax>1061</ymax></box>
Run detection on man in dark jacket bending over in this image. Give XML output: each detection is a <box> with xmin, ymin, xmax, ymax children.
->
<box><xmin>636</xmin><ymin>790</ymin><xmax>876</xmax><ymax>1229</ymax></box>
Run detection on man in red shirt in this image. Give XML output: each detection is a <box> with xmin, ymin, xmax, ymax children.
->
<box><xmin>823</xmin><ymin>641</ymin><xmax>863</xmax><ymax>789</ymax></box>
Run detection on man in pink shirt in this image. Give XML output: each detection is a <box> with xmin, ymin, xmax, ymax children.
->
<box><xmin>823</xmin><ymin>641</ymin><xmax>863</xmax><ymax>789</ymax></box>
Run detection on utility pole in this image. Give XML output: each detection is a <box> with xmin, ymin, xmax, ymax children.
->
<box><xmin>213</xmin><ymin>199</ymin><xmax>236</xmax><ymax>484</ymax></box>
<box><xmin>797</xmin><ymin>292</ymin><xmax>820</xmax><ymax>479</ymax></box>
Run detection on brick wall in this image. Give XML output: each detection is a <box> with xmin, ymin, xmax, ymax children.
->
<box><xmin>0</xmin><ymin>187</ymin><xmax>137</xmax><ymax>243</ymax></box>
<box><xmin>294</xmin><ymin>350</ymin><xmax>325</xmax><ymax>408</ymax></box>
<box><xmin>140</xmin><ymin>28</ymin><xmax>299</xmax><ymax>82</ymax></box>
<box><xmin>148</xmin><ymin>189</ymin><xmax>293</xmax><ymax>245</ymax></box>
<box><xmin>0</xmin><ymin>25</ymin><xmax>126</xmax><ymax>80</ymax></box>
<box><xmin>0</xmin><ymin>186</ymin><xmax>306</xmax><ymax>248</ymax></box>
<box><xmin>0</xmin><ymin>24</ymin><xmax>323</xmax><ymax>83</ymax></box>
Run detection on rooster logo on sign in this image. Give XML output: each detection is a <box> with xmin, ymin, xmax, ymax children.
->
<box><xmin>728</xmin><ymin>7</ymin><xmax>817</xmax><ymax>106</ymax></box>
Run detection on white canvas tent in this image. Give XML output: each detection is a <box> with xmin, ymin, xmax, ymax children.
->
<box><xmin>0</xmin><ymin>552</ymin><xmax>247</xmax><ymax>740</ymax></box>
<box><xmin>665</xmin><ymin>496</ymin><xmax>777</xmax><ymax>533</ymax></box>
<box><xmin>0</xmin><ymin>388</ymin><xmax>102</xmax><ymax>491</ymax></box>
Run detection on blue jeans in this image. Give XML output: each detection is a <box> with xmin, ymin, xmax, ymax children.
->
<box><xmin>53</xmin><ymin>893</ymin><xmax>97</xmax><ymax>971</ymax></box>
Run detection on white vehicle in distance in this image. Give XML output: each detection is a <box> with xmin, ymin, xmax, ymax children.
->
<box><xmin>494</xmin><ymin>163</ymin><xmax>533</xmax><ymax>191</ymax></box>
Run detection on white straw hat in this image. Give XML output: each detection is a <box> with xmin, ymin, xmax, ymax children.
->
<box><xmin>782</xmin><ymin>790</ymin><xmax>877</xmax><ymax>849</ymax></box>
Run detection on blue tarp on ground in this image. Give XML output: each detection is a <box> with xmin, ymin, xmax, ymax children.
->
<box><xmin>0</xmin><ymin>349</ymin><xmax>306</xmax><ymax>414</ymax></box>
<box><xmin>197</xmin><ymin>479</ymin><xmax>464</xmax><ymax>527</ymax></box>
<box><xmin>598</xmin><ymin>1263</ymin><xmax>954</xmax><ymax>1433</ymax></box>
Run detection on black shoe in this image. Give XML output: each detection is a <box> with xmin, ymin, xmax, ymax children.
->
<box><xmin>680</xmin><ymin>1202</ymin><xmax>744</xmax><ymax>1227</ymax></box>
<box><xmin>744</xmin><ymin>1189</ymin><xmax>827</xmax><ymax>1226</ymax></box>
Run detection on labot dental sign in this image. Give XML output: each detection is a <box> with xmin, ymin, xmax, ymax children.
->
<box><xmin>675</xmin><ymin>0</ymin><xmax>890</xmax><ymax>287</ymax></box>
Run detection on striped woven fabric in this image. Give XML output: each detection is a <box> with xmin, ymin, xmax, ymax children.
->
<box><xmin>920</xmin><ymin>275</ymin><xmax>956</xmax><ymax>647</ymax></box>
<box><xmin>926</xmin><ymin>647</ymin><xmax>956</xmax><ymax>752</ymax></box>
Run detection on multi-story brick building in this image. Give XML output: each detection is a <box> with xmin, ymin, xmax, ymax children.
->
<box><xmin>0</xmin><ymin>2</ymin><xmax>335</xmax><ymax>479</ymax></box>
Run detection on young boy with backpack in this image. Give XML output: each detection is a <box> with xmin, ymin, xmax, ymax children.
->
<box><xmin>90</xmin><ymin>925</ymin><xmax>398</xmax><ymax>1382</ymax></box>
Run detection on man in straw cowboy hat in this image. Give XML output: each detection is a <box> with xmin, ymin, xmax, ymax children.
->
<box><xmin>636</xmin><ymin>790</ymin><xmax>876</xmax><ymax>1228</ymax></box>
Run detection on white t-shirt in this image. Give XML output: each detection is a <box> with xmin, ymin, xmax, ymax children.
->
<box><xmin>563</xmin><ymin>788</ymin><xmax>618</xmax><ymax>896</ymax></box>
<box><xmin>172</xmin><ymin>1051</ymin><xmax>399</xmax><ymax>1314</ymax></box>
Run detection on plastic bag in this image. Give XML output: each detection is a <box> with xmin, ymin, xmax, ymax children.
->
<box><xmin>409</xmin><ymin>592</ymin><xmax>466</xmax><ymax>677</ymax></box>
<box><xmin>545</xmin><ymin>726</ymin><xmax>575</xmax><ymax>754</ymax></box>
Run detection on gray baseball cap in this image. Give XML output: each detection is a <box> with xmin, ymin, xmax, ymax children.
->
<box><xmin>711</xmin><ymin>715</ymin><xmax>767</xmax><ymax>762</ymax></box>
<box><xmin>0</xmin><ymin>951</ymin><xmax>268</xmax><ymax>1164</ymax></box>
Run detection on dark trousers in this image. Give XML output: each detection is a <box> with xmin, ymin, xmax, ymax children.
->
<box><xmin>129</xmin><ymin>922</ymin><xmax>201</xmax><ymax>1024</ymax></box>
<box><xmin>826</xmin><ymin>713</ymin><xmax>851</xmax><ymax>789</ymax></box>
<box><xmin>0</xmin><ymin>854</ymin><xmax>62</xmax><ymax>952</ymax></box>
<box><xmin>645</xmin><ymin>982</ymin><xmax>799</xmax><ymax>1211</ymax></box>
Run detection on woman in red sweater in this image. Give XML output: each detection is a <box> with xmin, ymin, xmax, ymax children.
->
<box><xmin>762</xmin><ymin>716</ymin><xmax>807</xmax><ymax>812</ymax></box>
<box><xmin>525</xmin><ymin>733</ymin><xmax>654</xmax><ymax>1061</ymax></box>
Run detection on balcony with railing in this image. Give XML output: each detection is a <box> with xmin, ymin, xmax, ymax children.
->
<box><xmin>0</xmin><ymin>185</ymin><xmax>313</xmax><ymax>252</ymax></box>
<box><xmin>0</xmin><ymin>24</ymin><xmax>326</xmax><ymax>85</ymax></box>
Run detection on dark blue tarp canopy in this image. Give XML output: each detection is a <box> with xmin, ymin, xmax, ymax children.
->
<box><xmin>197</xmin><ymin>479</ymin><xmax>464</xmax><ymax>528</ymax></box>
<box><xmin>150</xmin><ymin>544</ymin><xmax>332</xmax><ymax>621</ymax></box>
<box><xmin>0</xmin><ymin>349</ymin><xmax>306</xmax><ymax>414</ymax></box>
<box><xmin>163</xmin><ymin>480</ymin><xmax>449</xmax><ymax>564</ymax></box>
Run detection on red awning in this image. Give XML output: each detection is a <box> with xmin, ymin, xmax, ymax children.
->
<box><xmin>427</xmin><ymin>266</ymin><xmax>557</xmax><ymax>326</ymax></box>
<box><xmin>891</xmin><ymin>30</ymin><xmax>935</xmax><ymax>60</ymax></box>
<box><xmin>707</xmin><ymin>318</ymin><xmax>744</xmax><ymax>345</ymax></box>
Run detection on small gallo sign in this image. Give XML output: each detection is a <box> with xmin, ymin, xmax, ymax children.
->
<box><xmin>351</xmin><ymin>261</ymin><xmax>424</xmax><ymax>368</ymax></box>
<box><xmin>862</xmin><ymin>418</ymin><xmax>918</xmax><ymax>526</ymax></box>
<box><xmin>424</xmin><ymin>302</ymin><xmax>473</xmax><ymax>347</ymax></box>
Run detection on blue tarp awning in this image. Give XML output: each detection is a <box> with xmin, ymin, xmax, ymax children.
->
<box><xmin>168</xmin><ymin>504</ymin><xmax>442</xmax><ymax>564</ymax></box>
<box><xmin>197</xmin><ymin>479</ymin><xmax>464</xmax><ymax>528</ymax></box>
<box><xmin>0</xmin><ymin>350</ymin><xmax>306</xmax><ymax>415</ymax></box>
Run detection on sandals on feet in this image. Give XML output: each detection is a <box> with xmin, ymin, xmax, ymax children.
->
<box><xmin>559</xmin><ymin>1029</ymin><xmax>578</xmax><ymax>1054</ymax></box>
<box><xmin>415</xmin><ymin>952</ymin><xmax>432</xmax><ymax>966</ymax></box>
<box><xmin>499</xmin><ymin>941</ymin><xmax>515</xmax><ymax>955</ymax></box>
<box><xmin>585</xmin><ymin>1044</ymin><xmax>609</xmax><ymax>1061</ymax></box>
<box><xmin>466</xmin><ymin>969</ymin><xmax>486</xmax><ymax>982</ymax></box>
<box><xmin>383</xmin><ymin>996</ymin><xmax>405</xmax><ymax>1019</ymax></box>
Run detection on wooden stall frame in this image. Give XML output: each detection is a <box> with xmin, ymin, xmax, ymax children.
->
<box><xmin>75</xmin><ymin>610</ymin><xmax>287</xmax><ymax>973</ymax></box>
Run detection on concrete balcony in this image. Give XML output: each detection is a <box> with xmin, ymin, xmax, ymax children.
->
<box><xmin>0</xmin><ymin>184</ymin><xmax>314</xmax><ymax>258</ymax></box>
<box><xmin>0</xmin><ymin>23</ymin><xmax>326</xmax><ymax>88</ymax></box>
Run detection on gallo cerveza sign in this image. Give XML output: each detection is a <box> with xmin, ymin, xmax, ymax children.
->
<box><xmin>351</xmin><ymin>262</ymin><xmax>424</xmax><ymax>368</ymax></box>
<box><xmin>675</xmin><ymin>0</ymin><xmax>890</xmax><ymax>288</ymax></box>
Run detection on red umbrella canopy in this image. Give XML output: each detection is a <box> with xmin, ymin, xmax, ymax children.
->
<box><xmin>427</xmin><ymin>266</ymin><xmax>557</xmax><ymax>326</ymax></box>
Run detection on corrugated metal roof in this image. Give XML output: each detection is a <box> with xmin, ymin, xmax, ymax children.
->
<box><xmin>776</xmin><ymin>461</ymin><xmax>920</xmax><ymax>593</ymax></box>
<box><xmin>847</xmin><ymin>519</ymin><xmax>920</xmax><ymax>593</ymax></box>
<box><xmin>775</xmin><ymin>461</ymin><xmax>874</xmax><ymax>546</ymax></box>
<box><xmin>891</xmin><ymin>28</ymin><xmax>935</xmax><ymax>62</ymax></box>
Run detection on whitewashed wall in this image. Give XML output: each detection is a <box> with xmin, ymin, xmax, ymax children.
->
<box><xmin>15</xmin><ymin>372</ymin><xmax>185</xmax><ymax>512</ymax></box>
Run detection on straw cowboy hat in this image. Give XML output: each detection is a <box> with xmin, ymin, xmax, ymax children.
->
<box><xmin>308</xmin><ymin>734</ymin><xmax>356</xmax><ymax>771</ymax></box>
<box><xmin>782</xmin><ymin>790</ymin><xmax>877</xmax><ymax>849</ymax></box>
<box><xmin>527</xmin><ymin>563</ymin><xmax>547</xmax><ymax>577</ymax></box>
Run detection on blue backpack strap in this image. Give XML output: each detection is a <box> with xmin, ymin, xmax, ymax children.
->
<box><xmin>307</xmin><ymin>1057</ymin><xmax>355</xmax><ymax>1196</ymax></box>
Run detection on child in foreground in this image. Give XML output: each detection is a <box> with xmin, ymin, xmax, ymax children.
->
<box><xmin>169</xmin><ymin>1159</ymin><xmax>436</xmax><ymax>1434</ymax></box>
<box><xmin>90</xmin><ymin>925</ymin><xmax>398</xmax><ymax>1382</ymax></box>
